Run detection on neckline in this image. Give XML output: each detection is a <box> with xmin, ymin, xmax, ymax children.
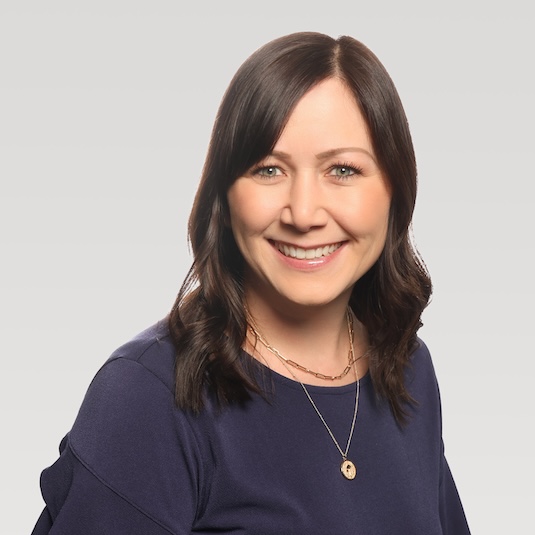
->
<box><xmin>241</xmin><ymin>348</ymin><xmax>371</xmax><ymax>395</ymax></box>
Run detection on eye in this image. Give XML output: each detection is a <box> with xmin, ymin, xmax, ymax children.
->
<box><xmin>256</xmin><ymin>166</ymin><xmax>282</xmax><ymax>178</ymax></box>
<box><xmin>328</xmin><ymin>163</ymin><xmax>363</xmax><ymax>179</ymax></box>
<box><xmin>249</xmin><ymin>165</ymin><xmax>284</xmax><ymax>181</ymax></box>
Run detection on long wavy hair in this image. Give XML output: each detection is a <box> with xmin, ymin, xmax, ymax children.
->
<box><xmin>168</xmin><ymin>32</ymin><xmax>432</xmax><ymax>423</ymax></box>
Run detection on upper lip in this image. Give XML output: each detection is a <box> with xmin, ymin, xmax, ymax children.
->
<box><xmin>269</xmin><ymin>239</ymin><xmax>344</xmax><ymax>249</ymax></box>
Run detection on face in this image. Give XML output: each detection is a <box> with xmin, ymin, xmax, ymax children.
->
<box><xmin>227</xmin><ymin>77</ymin><xmax>391</xmax><ymax>311</ymax></box>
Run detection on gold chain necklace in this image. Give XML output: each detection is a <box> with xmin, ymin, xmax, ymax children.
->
<box><xmin>246</xmin><ymin>308</ymin><xmax>362</xmax><ymax>480</ymax></box>
<box><xmin>246</xmin><ymin>309</ymin><xmax>356</xmax><ymax>381</ymax></box>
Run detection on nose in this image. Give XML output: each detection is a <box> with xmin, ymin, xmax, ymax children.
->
<box><xmin>280</xmin><ymin>174</ymin><xmax>328</xmax><ymax>232</ymax></box>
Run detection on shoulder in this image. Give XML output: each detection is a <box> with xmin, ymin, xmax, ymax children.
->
<box><xmin>405</xmin><ymin>337</ymin><xmax>441</xmax><ymax>409</ymax></box>
<box><xmin>69</xmin><ymin>319</ymin><xmax>185</xmax><ymax>458</ymax></box>
<box><xmin>66</xmin><ymin>319</ymin><xmax>177</xmax><ymax>433</ymax></box>
<box><xmin>61</xmin><ymin>319</ymin><xmax>204</xmax><ymax>526</ymax></box>
<box><xmin>408</xmin><ymin>337</ymin><xmax>438</xmax><ymax>381</ymax></box>
<box><xmin>70</xmin><ymin>318</ymin><xmax>184</xmax><ymax>453</ymax></box>
<box><xmin>39</xmin><ymin>321</ymin><xmax>204</xmax><ymax>530</ymax></box>
<box><xmin>102</xmin><ymin>318</ymin><xmax>176</xmax><ymax>391</ymax></box>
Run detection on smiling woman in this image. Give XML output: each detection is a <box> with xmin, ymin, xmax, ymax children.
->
<box><xmin>228</xmin><ymin>78</ymin><xmax>391</xmax><ymax>317</ymax></box>
<box><xmin>31</xmin><ymin>32</ymin><xmax>471</xmax><ymax>534</ymax></box>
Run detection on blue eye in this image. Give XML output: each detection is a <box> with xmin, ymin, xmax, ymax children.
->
<box><xmin>334</xmin><ymin>167</ymin><xmax>354</xmax><ymax>176</ymax></box>
<box><xmin>329</xmin><ymin>163</ymin><xmax>363</xmax><ymax>179</ymax></box>
<box><xmin>257</xmin><ymin>166</ymin><xmax>281</xmax><ymax>177</ymax></box>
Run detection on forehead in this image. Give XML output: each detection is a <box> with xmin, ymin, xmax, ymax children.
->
<box><xmin>274</xmin><ymin>78</ymin><xmax>374</xmax><ymax>156</ymax></box>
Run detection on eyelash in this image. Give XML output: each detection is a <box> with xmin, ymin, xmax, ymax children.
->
<box><xmin>250</xmin><ymin>161</ymin><xmax>364</xmax><ymax>180</ymax></box>
<box><xmin>329</xmin><ymin>162</ymin><xmax>364</xmax><ymax>179</ymax></box>
<box><xmin>251</xmin><ymin>165</ymin><xmax>282</xmax><ymax>178</ymax></box>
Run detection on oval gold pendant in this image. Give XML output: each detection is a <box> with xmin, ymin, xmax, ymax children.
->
<box><xmin>341</xmin><ymin>459</ymin><xmax>356</xmax><ymax>479</ymax></box>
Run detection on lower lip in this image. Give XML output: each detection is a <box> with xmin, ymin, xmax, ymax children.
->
<box><xmin>271</xmin><ymin>242</ymin><xmax>346</xmax><ymax>270</ymax></box>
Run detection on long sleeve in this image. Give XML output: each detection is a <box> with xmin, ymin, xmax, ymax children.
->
<box><xmin>32</xmin><ymin>437</ymin><xmax>177</xmax><ymax>534</ymax></box>
<box><xmin>31</xmin><ymin>354</ymin><xmax>204</xmax><ymax>534</ymax></box>
<box><xmin>31</xmin><ymin>324</ymin><xmax>471</xmax><ymax>534</ymax></box>
<box><xmin>439</xmin><ymin>452</ymin><xmax>471</xmax><ymax>534</ymax></box>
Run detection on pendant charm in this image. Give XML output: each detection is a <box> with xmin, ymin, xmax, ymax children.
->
<box><xmin>341</xmin><ymin>459</ymin><xmax>357</xmax><ymax>480</ymax></box>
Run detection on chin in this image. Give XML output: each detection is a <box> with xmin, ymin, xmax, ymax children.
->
<box><xmin>272</xmin><ymin>284</ymin><xmax>353</xmax><ymax>310</ymax></box>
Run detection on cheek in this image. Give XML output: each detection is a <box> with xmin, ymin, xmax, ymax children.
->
<box><xmin>351</xmin><ymin>188</ymin><xmax>391</xmax><ymax>238</ymax></box>
<box><xmin>227</xmin><ymin>186</ymin><xmax>246</xmax><ymax>230</ymax></box>
<box><xmin>229</xmin><ymin>203</ymin><xmax>253</xmax><ymax>239</ymax></box>
<box><xmin>228</xmin><ymin>184</ymin><xmax>278</xmax><ymax>239</ymax></box>
<box><xmin>227</xmin><ymin>189</ymin><xmax>263</xmax><ymax>251</ymax></box>
<box><xmin>374</xmin><ymin>198</ymin><xmax>391</xmax><ymax>236</ymax></box>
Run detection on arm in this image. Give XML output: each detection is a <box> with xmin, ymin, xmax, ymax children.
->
<box><xmin>439</xmin><ymin>446</ymin><xmax>471</xmax><ymax>534</ymax></box>
<box><xmin>31</xmin><ymin>357</ymin><xmax>204</xmax><ymax>534</ymax></box>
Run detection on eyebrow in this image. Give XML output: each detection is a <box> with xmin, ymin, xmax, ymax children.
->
<box><xmin>271</xmin><ymin>147</ymin><xmax>377</xmax><ymax>163</ymax></box>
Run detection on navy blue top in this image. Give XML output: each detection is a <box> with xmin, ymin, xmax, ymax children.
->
<box><xmin>32</xmin><ymin>320</ymin><xmax>470</xmax><ymax>534</ymax></box>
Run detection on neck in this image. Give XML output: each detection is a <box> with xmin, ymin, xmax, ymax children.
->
<box><xmin>243</xmin><ymin>292</ymin><xmax>369</xmax><ymax>386</ymax></box>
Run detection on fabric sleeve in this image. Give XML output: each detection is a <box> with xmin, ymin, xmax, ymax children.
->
<box><xmin>414</xmin><ymin>341</ymin><xmax>471</xmax><ymax>534</ymax></box>
<box><xmin>31</xmin><ymin>439</ymin><xmax>177</xmax><ymax>534</ymax></box>
<box><xmin>31</xmin><ymin>357</ymin><xmax>205</xmax><ymax>534</ymax></box>
<box><xmin>439</xmin><ymin>450</ymin><xmax>471</xmax><ymax>534</ymax></box>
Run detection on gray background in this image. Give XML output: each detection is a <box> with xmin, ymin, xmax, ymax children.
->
<box><xmin>1</xmin><ymin>1</ymin><xmax>533</xmax><ymax>533</ymax></box>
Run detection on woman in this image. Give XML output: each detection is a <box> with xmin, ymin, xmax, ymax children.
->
<box><xmin>32</xmin><ymin>32</ymin><xmax>470</xmax><ymax>534</ymax></box>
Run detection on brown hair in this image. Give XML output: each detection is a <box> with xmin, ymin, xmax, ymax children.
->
<box><xmin>168</xmin><ymin>32</ymin><xmax>432</xmax><ymax>423</ymax></box>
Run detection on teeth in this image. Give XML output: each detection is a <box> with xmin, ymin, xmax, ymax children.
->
<box><xmin>276</xmin><ymin>242</ymin><xmax>341</xmax><ymax>259</ymax></box>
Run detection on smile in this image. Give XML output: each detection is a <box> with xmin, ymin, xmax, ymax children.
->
<box><xmin>273</xmin><ymin>241</ymin><xmax>343</xmax><ymax>260</ymax></box>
